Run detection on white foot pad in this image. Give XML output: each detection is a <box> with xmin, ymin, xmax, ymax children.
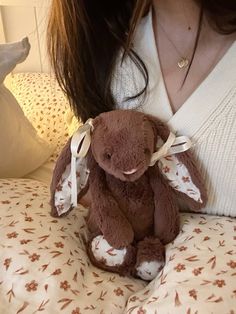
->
<box><xmin>136</xmin><ymin>260</ymin><xmax>164</xmax><ymax>281</ymax></box>
<box><xmin>91</xmin><ymin>235</ymin><xmax>127</xmax><ymax>267</ymax></box>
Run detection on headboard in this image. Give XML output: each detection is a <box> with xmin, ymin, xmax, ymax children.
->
<box><xmin>0</xmin><ymin>0</ymin><xmax>51</xmax><ymax>73</ymax></box>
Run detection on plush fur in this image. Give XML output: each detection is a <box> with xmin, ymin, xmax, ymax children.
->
<box><xmin>50</xmin><ymin>110</ymin><xmax>207</xmax><ymax>280</ymax></box>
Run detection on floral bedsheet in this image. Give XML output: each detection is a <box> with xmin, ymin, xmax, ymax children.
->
<box><xmin>0</xmin><ymin>179</ymin><xmax>235</xmax><ymax>314</ymax></box>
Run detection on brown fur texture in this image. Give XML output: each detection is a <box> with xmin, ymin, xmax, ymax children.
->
<box><xmin>50</xmin><ymin>109</ymin><xmax>207</xmax><ymax>279</ymax></box>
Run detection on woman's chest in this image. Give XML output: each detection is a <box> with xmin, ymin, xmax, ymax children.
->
<box><xmin>158</xmin><ymin>34</ymin><xmax>236</xmax><ymax>114</ymax></box>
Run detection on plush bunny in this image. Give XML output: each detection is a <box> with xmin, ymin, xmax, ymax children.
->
<box><xmin>50</xmin><ymin>110</ymin><xmax>207</xmax><ymax>280</ymax></box>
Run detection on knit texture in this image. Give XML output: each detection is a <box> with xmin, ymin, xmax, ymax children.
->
<box><xmin>112</xmin><ymin>10</ymin><xmax>236</xmax><ymax>217</ymax></box>
<box><xmin>192</xmin><ymin>89</ymin><xmax>236</xmax><ymax>216</ymax></box>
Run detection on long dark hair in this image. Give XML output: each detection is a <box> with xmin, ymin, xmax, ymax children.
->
<box><xmin>47</xmin><ymin>0</ymin><xmax>236</xmax><ymax>122</ymax></box>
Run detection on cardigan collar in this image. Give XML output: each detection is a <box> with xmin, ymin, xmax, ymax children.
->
<box><xmin>133</xmin><ymin>9</ymin><xmax>236</xmax><ymax>139</ymax></box>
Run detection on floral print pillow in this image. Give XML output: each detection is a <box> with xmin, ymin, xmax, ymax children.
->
<box><xmin>5</xmin><ymin>73</ymin><xmax>81</xmax><ymax>162</ymax></box>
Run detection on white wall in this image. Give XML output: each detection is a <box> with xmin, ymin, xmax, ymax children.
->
<box><xmin>0</xmin><ymin>0</ymin><xmax>52</xmax><ymax>73</ymax></box>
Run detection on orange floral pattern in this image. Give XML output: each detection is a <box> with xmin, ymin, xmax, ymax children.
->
<box><xmin>1</xmin><ymin>179</ymin><xmax>236</xmax><ymax>313</ymax></box>
<box><xmin>0</xmin><ymin>179</ymin><xmax>145</xmax><ymax>313</ymax></box>
<box><xmin>158</xmin><ymin>155</ymin><xmax>202</xmax><ymax>203</ymax></box>
<box><xmin>125</xmin><ymin>214</ymin><xmax>236</xmax><ymax>313</ymax></box>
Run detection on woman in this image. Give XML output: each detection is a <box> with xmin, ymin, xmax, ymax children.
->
<box><xmin>47</xmin><ymin>0</ymin><xmax>236</xmax><ymax>216</ymax></box>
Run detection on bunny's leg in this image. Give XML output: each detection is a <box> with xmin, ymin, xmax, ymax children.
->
<box><xmin>87</xmin><ymin>235</ymin><xmax>136</xmax><ymax>276</ymax></box>
<box><xmin>134</xmin><ymin>237</ymin><xmax>165</xmax><ymax>281</ymax></box>
<box><xmin>88</xmin><ymin>236</ymin><xmax>165</xmax><ymax>280</ymax></box>
<box><xmin>148</xmin><ymin>165</ymin><xmax>180</xmax><ymax>245</ymax></box>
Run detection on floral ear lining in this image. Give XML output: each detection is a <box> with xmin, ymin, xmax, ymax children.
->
<box><xmin>52</xmin><ymin>126</ymin><xmax>202</xmax><ymax>216</ymax></box>
<box><xmin>52</xmin><ymin>153</ymin><xmax>202</xmax><ymax>217</ymax></box>
<box><xmin>54</xmin><ymin>157</ymin><xmax>89</xmax><ymax>216</ymax></box>
<box><xmin>158</xmin><ymin>155</ymin><xmax>202</xmax><ymax>203</ymax></box>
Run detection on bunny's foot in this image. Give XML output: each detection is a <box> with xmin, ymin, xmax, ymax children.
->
<box><xmin>88</xmin><ymin>235</ymin><xmax>136</xmax><ymax>276</ymax></box>
<box><xmin>135</xmin><ymin>237</ymin><xmax>165</xmax><ymax>281</ymax></box>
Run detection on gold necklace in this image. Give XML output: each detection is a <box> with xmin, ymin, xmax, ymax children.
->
<box><xmin>157</xmin><ymin>21</ymin><xmax>190</xmax><ymax>69</ymax></box>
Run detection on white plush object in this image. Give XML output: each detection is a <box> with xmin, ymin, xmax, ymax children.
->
<box><xmin>0</xmin><ymin>38</ymin><xmax>54</xmax><ymax>178</ymax></box>
<box><xmin>0</xmin><ymin>38</ymin><xmax>30</xmax><ymax>83</ymax></box>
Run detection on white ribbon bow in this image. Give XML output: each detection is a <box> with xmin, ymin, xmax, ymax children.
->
<box><xmin>70</xmin><ymin>121</ymin><xmax>192</xmax><ymax>208</ymax></box>
<box><xmin>149</xmin><ymin>132</ymin><xmax>192</xmax><ymax>166</ymax></box>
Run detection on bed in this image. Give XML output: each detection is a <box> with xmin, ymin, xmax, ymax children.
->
<box><xmin>0</xmin><ymin>1</ymin><xmax>236</xmax><ymax>313</ymax></box>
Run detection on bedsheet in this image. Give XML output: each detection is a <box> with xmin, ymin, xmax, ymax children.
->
<box><xmin>0</xmin><ymin>178</ymin><xmax>235</xmax><ymax>314</ymax></box>
<box><xmin>0</xmin><ymin>179</ymin><xmax>145</xmax><ymax>314</ymax></box>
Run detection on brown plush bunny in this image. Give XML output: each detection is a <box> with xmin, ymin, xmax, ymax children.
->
<box><xmin>50</xmin><ymin>109</ymin><xmax>207</xmax><ymax>280</ymax></box>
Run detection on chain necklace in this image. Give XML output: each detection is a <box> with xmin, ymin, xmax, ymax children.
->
<box><xmin>157</xmin><ymin>21</ymin><xmax>191</xmax><ymax>69</ymax></box>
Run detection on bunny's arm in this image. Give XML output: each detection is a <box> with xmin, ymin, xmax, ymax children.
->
<box><xmin>148</xmin><ymin>165</ymin><xmax>180</xmax><ymax>245</ymax></box>
<box><xmin>87</xmin><ymin>152</ymin><xmax>134</xmax><ymax>249</ymax></box>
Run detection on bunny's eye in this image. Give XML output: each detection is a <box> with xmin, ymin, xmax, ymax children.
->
<box><xmin>144</xmin><ymin>148</ymin><xmax>151</xmax><ymax>156</ymax></box>
<box><xmin>104</xmin><ymin>152</ymin><xmax>112</xmax><ymax>160</ymax></box>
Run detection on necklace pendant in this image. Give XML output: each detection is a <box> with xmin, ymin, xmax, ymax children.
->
<box><xmin>178</xmin><ymin>57</ymin><xmax>189</xmax><ymax>69</ymax></box>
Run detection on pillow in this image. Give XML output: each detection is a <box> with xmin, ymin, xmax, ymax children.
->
<box><xmin>0</xmin><ymin>37</ymin><xmax>54</xmax><ymax>178</ymax></box>
<box><xmin>4</xmin><ymin>72</ymin><xmax>82</xmax><ymax>184</ymax></box>
<box><xmin>6</xmin><ymin>72</ymin><xmax>81</xmax><ymax>163</ymax></box>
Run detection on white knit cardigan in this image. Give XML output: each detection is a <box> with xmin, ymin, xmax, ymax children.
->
<box><xmin>112</xmin><ymin>10</ymin><xmax>236</xmax><ymax>217</ymax></box>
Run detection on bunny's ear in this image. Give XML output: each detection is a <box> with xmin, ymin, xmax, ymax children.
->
<box><xmin>50</xmin><ymin>138</ymin><xmax>89</xmax><ymax>217</ymax></box>
<box><xmin>145</xmin><ymin>114</ymin><xmax>171</xmax><ymax>142</ymax></box>
<box><xmin>157</xmin><ymin>149</ymin><xmax>208</xmax><ymax>211</ymax></box>
<box><xmin>145</xmin><ymin>114</ymin><xmax>208</xmax><ymax>211</ymax></box>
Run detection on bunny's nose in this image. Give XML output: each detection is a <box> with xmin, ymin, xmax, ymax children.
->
<box><xmin>123</xmin><ymin>168</ymin><xmax>138</xmax><ymax>175</ymax></box>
